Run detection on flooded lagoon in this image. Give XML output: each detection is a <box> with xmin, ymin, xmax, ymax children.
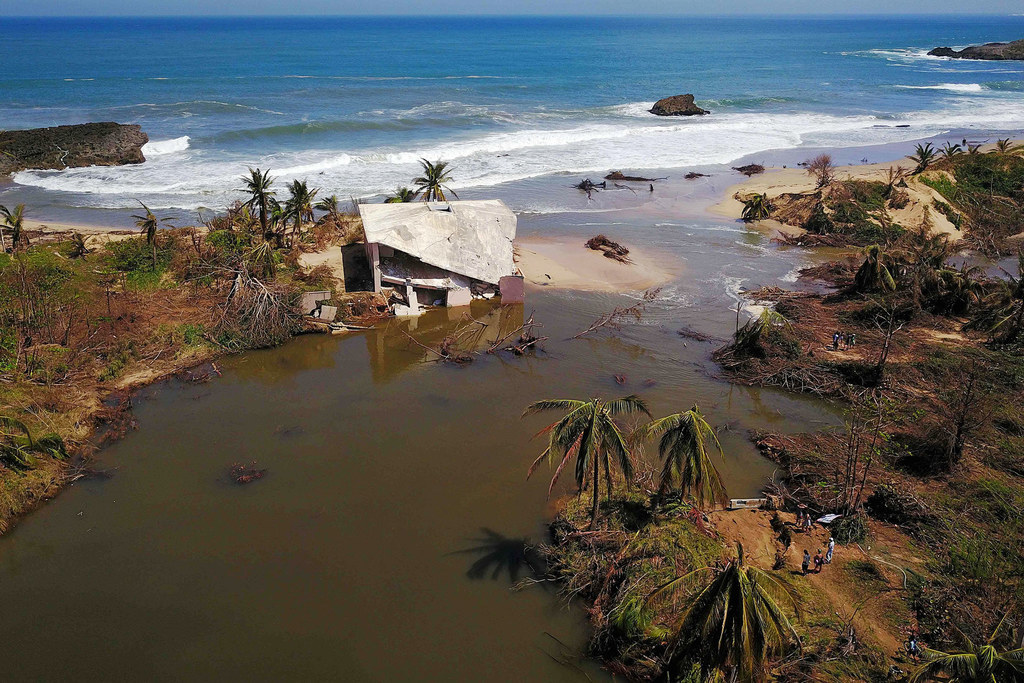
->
<box><xmin>0</xmin><ymin>204</ymin><xmax>841</xmax><ymax>681</ymax></box>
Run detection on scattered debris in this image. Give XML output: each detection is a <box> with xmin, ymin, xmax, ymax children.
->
<box><xmin>229</xmin><ymin>461</ymin><xmax>267</xmax><ymax>484</ymax></box>
<box><xmin>182</xmin><ymin>362</ymin><xmax>221</xmax><ymax>383</ymax></box>
<box><xmin>685</xmin><ymin>172</ymin><xmax>709</xmax><ymax>180</ymax></box>
<box><xmin>584</xmin><ymin>234</ymin><xmax>631</xmax><ymax>263</ymax></box>
<box><xmin>574</xmin><ymin>178</ymin><xmax>606</xmax><ymax>199</ymax></box>
<box><xmin>571</xmin><ymin>288</ymin><xmax>661</xmax><ymax>339</ymax></box>
<box><xmin>677</xmin><ymin>326</ymin><xmax>717</xmax><ymax>343</ymax></box>
<box><xmin>732</xmin><ymin>164</ymin><xmax>766</xmax><ymax>177</ymax></box>
<box><xmin>604</xmin><ymin>171</ymin><xmax>666</xmax><ymax>182</ymax></box>
<box><xmin>613</xmin><ymin>374</ymin><xmax>627</xmax><ymax>385</ymax></box>
<box><xmin>486</xmin><ymin>312</ymin><xmax>547</xmax><ymax>355</ymax></box>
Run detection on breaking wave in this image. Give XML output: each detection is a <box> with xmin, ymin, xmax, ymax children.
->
<box><xmin>12</xmin><ymin>93</ymin><xmax>1024</xmax><ymax>211</ymax></box>
<box><xmin>894</xmin><ymin>83</ymin><xmax>985</xmax><ymax>92</ymax></box>
<box><xmin>141</xmin><ymin>136</ymin><xmax>190</xmax><ymax>156</ymax></box>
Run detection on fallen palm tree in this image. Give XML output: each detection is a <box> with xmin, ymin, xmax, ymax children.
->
<box><xmin>216</xmin><ymin>264</ymin><xmax>303</xmax><ymax>349</ymax></box>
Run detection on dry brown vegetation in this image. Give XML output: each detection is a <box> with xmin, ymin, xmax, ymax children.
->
<box><xmin>0</xmin><ymin>192</ymin><xmax>364</xmax><ymax>531</ymax></box>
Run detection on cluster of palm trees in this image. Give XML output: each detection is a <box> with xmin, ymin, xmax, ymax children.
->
<box><xmin>523</xmin><ymin>395</ymin><xmax>728</xmax><ymax>529</ymax></box>
<box><xmin>852</xmin><ymin>218</ymin><xmax>986</xmax><ymax>316</ymax></box>
<box><xmin>237</xmin><ymin>168</ymin><xmax>338</xmax><ymax>249</ymax></box>
<box><xmin>908</xmin><ymin>137</ymin><xmax>1021</xmax><ymax>174</ymax></box>
<box><xmin>522</xmin><ymin>397</ymin><xmax>812</xmax><ymax>680</ymax></box>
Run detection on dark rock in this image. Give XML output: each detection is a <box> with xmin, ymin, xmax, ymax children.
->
<box><xmin>0</xmin><ymin>122</ymin><xmax>148</xmax><ymax>176</ymax></box>
<box><xmin>650</xmin><ymin>94</ymin><xmax>709</xmax><ymax>117</ymax></box>
<box><xmin>927</xmin><ymin>39</ymin><xmax>1024</xmax><ymax>61</ymax></box>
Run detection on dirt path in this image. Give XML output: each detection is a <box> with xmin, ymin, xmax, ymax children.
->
<box><xmin>711</xmin><ymin>508</ymin><xmax>913</xmax><ymax>661</ymax></box>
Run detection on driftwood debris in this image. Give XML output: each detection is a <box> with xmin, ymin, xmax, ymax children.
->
<box><xmin>575</xmin><ymin>178</ymin><xmax>606</xmax><ymax>199</ymax></box>
<box><xmin>585</xmin><ymin>234</ymin><xmax>631</xmax><ymax>263</ymax></box>
<box><xmin>486</xmin><ymin>312</ymin><xmax>547</xmax><ymax>355</ymax></box>
<box><xmin>571</xmin><ymin>288</ymin><xmax>661</xmax><ymax>339</ymax></box>
<box><xmin>685</xmin><ymin>172</ymin><xmax>709</xmax><ymax>180</ymax></box>
<box><xmin>677</xmin><ymin>327</ymin><xmax>717</xmax><ymax>343</ymax></box>
<box><xmin>229</xmin><ymin>461</ymin><xmax>267</xmax><ymax>484</ymax></box>
<box><xmin>604</xmin><ymin>171</ymin><xmax>666</xmax><ymax>182</ymax></box>
<box><xmin>733</xmin><ymin>164</ymin><xmax>766</xmax><ymax>177</ymax></box>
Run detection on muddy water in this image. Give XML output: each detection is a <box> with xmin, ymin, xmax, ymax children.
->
<box><xmin>0</xmin><ymin>207</ymin><xmax>842</xmax><ymax>681</ymax></box>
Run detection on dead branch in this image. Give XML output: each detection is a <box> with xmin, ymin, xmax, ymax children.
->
<box><xmin>571</xmin><ymin>288</ymin><xmax>661</xmax><ymax>340</ymax></box>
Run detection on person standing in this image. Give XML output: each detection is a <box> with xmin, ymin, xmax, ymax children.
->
<box><xmin>814</xmin><ymin>549</ymin><xmax>825</xmax><ymax>573</ymax></box>
<box><xmin>826</xmin><ymin>537</ymin><xmax>835</xmax><ymax>564</ymax></box>
<box><xmin>802</xmin><ymin>549</ymin><xmax>811</xmax><ymax>575</ymax></box>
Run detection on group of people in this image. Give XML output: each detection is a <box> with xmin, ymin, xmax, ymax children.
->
<box><xmin>801</xmin><ymin>536</ymin><xmax>836</xmax><ymax>575</ymax></box>
<box><xmin>831</xmin><ymin>330</ymin><xmax>856</xmax><ymax>351</ymax></box>
<box><xmin>795</xmin><ymin>509</ymin><xmax>814</xmax><ymax>532</ymax></box>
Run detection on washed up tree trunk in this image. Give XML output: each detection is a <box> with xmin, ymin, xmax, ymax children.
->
<box><xmin>585</xmin><ymin>234</ymin><xmax>631</xmax><ymax>263</ymax></box>
<box><xmin>604</xmin><ymin>171</ymin><xmax>667</xmax><ymax>182</ymax></box>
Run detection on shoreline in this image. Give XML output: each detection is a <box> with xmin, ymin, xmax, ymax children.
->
<box><xmin>707</xmin><ymin>138</ymin><xmax>1024</xmax><ymax>238</ymax></box>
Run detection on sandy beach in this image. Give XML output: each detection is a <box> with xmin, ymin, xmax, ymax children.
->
<box><xmin>514</xmin><ymin>236</ymin><xmax>676</xmax><ymax>293</ymax></box>
<box><xmin>709</xmin><ymin>139</ymin><xmax>1024</xmax><ymax>239</ymax></box>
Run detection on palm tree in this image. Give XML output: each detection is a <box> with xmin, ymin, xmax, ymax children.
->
<box><xmin>632</xmin><ymin>404</ymin><xmax>728</xmax><ymax>509</ymax></box>
<box><xmin>68</xmin><ymin>232</ymin><xmax>89</xmax><ymax>260</ymax></box>
<box><xmin>909</xmin><ymin>616</ymin><xmax>1024</xmax><ymax>683</ymax></box>
<box><xmin>284</xmin><ymin>179</ymin><xmax>318</xmax><ymax>247</ymax></box>
<box><xmin>238</xmin><ymin>168</ymin><xmax>276</xmax><ymax>242</ymax></box>
<box><xmin>884</xmin><ymin>165</ymin><xmax>908</xmax><ymax>198</ymax></box>
<box><xmin>740</xmin><ymin>193</ymin><xmax>773</xmax><ymax>222</ymax></box>
<box><xmin>523</xmin><ymin>396</ymin><xmax>650</xmax><ymax>529</ymax></box>
<box><xmin>315</xmin><ymin>194</ymin><xmax>341</xmax><ymax>223</ymax></box>
<box><xmin>970</xmin><ymin>253</ymin><xmax>1024</xmax><ymax>345</ymax></box>
<box><xmin>854</xmin><ymin>245</ymin><xmax>896</xmax><ymax>293</ymax></box>
<box><xmin>732</xmin><ymin>309</ymin><xmax>793</xmax><ymax>358</ymax></box>
<box><xmin>937</xmin><ymin>264</ymin><xmax>984</xmax><ymax>315</ymax></box>
<box><xmin>994</xmin><ymin>138</ymin><xmax>1021</xmax><ymax>155</ymax></box>
<box><xmin>940</xmin><ymin>142</ymin><xmax>963</xmax><ymax>161</ymax></box>
<box><xmin>908</xmin><ymin>142</ymin><xmax>937</xmax><ymax>174</ymax></box>
<box><xmin>413</xmin><ymin>159</ymin><xmax>458</xmax><ymax>202</ymax></box>
<box><xmin>652</xmin><ymin>543</ymin><xmax>802</xmax><ymax>682</ymax></box>
<box><xmin>385</xmin><ymin>187</ymin><xmax>418</xmax><ymax>203</ymax></box>
<box><xmin>1</xmin><ymin>415</ymin><xmax>67</xmax><ymax>470</ymax></box>
<box><xmin>0</xmin><ymin>203</ymin><xmax>28</xmax><ymax>251</ymax></box>
<box><xmin>130</xmin><ymin>202</ymin><xmax>173</xmax><ymax>269</ymax></box>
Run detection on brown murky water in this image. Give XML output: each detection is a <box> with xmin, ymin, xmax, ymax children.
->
<box><xmin>0</xmin><ymin>208</ymin><xmax>842</xmax><ymax>681</ymax></box>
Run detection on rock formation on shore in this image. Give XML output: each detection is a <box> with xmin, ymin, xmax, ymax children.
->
<box><xmin>0</xmin><ymin>122</ymin><xmax>149</xmax><ymax>176</ymax></box>
<box><xmin>649</xmin><ymin>94</ymin><xmax>709</xmax><ymax>116</ymax></box>
<box><xmin>928</xmin><ymin>39</ymin><xmax>1024</xmax><ymax>60</ymax></box>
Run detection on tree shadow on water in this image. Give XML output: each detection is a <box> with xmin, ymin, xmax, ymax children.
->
<box><xmin>452</xmin><ymin>528</ymin><xmax>547</xmax><ymax>582</ymax></box>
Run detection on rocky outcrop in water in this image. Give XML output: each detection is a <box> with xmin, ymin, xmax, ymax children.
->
<box><xmin>0</xmin><ymin>122</ymin><xmax>148</xmax><ymax>176</ymax></box>
<box><xmin>928</xmin><ymin>40</ymin><xmax>1024</xmax><ymax>60</ymax></box>
<box><xmin>649</xmin><ymin>94</ymin><xmax>709</xmax><ymax>116</ymax></box>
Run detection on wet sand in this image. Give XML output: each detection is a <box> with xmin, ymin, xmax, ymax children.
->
<box><xmin>515</xmin><ymin>236</ymin><xmax>676</xmax><ymax>293</ymax></box>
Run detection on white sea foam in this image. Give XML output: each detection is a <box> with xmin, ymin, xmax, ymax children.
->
<box><xmin>141</xmin><ymin>136</ymin><xmax>190</xmax><ymax>156</ymax></box>
<box><xmin>12</xmin><ymin>93</ymin><xmax>1024</xmax><ymax>211</ymax></box>
<box><xmin>894</xmin><ymin>83</ymin><xmax>985</xmax><ymax>92</ymax></box>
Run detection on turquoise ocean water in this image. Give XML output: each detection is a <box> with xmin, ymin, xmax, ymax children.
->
<box><xmin>2</xmin><ymin>15</ymin><xmax>1024</xmax><ymax>217</ymax></box>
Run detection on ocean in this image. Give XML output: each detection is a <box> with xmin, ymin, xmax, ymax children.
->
<box><xmin>2</xmin><ymin>15</ymin><xmax>1024</xmax><ymax>219</ymax></box>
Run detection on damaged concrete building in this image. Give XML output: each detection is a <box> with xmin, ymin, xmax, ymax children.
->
<box><xmin>345</xmin><ymin>200</ymin><xmax>523</xmax><ymax>315</ymax></box>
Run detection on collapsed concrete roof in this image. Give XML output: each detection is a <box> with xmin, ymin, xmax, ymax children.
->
<box><xmin>358</xmin><ymin>199</ymin><xmax>517</xmax><ymax>286</ymax></box>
